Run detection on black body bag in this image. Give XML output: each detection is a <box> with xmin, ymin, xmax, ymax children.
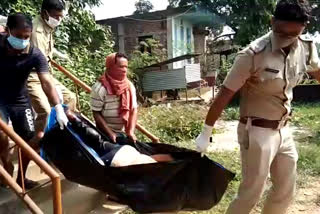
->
<box><xmin>40</xmin><ymin>113</ymin><xmax>235</xmax><ymax>213</ymax></box>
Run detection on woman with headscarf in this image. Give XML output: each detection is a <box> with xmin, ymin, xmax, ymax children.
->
<box><xmin>90</xmin><ymin>53</ymin><xmax>138</xmax><ymax>143</ymax></box>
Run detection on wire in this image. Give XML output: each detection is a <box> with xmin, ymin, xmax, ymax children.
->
<box><xmin>121</xmin><ymin>5</ymin><xmax>196</xmax><ymax>23</ymax></box>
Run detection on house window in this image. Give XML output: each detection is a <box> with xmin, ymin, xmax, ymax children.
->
<box><xmin>186</xmin><ymin>27</ymin><xmax>192</xmax><ymax>53</ymax></box>
<box><xmin>186</xmin><ymin>27</ymin><xmax>192</xmax><ymax>63</ymax></box>
<box><xmin>138</xmin><ymin>35</ymin><xmax>153</xmax><ymax>53</ymax></box>
<box><xmin>180</xmin><ymin>25</ymin><xmax>184</xmax><ymax>52</ymax></box>
<box><xmin>174</xmin><ymin>24</ymin><xmax>178</xmax><ymax>56</ymax></box>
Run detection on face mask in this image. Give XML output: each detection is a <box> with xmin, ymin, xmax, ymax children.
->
<box><xmin>45</xmin><ymin>12</ymin><xmax>61</xmax><ymax>29</ymax></box>
<box><xmin>272</xmin><ymin>32</ymin><xmax>298</xmax><ymax>50</ymax></box>
<box><xmin>7</xmin><ymin>35</ymin><xmax>30</xmax><ymax>50</ymax></box>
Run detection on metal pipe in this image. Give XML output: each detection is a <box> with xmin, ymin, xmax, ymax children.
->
<box><xmin>0</xmin><ymin>164</ymin><xmax>43</xmax><ymax>214</ymax></box>
<box><xmin>51</xmin><ymin>60</ymin><xmax>160</xmax><ymax>143</ymax></box>
<box><xmin>52</xmin><ymin>177</ymin><xmax>62</xmax><ymax>214</ymax></box>
<box><xmin>0</xmin><ymin>119</ymin><xmax>62</xmax><ymax>214</ymax></box>
<box><xmin>18</xmin><ymin>148</ymin><xmax>26</xmax><ymax>192</ymax></box>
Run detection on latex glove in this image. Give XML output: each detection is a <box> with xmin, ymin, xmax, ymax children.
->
<box><xmin>196</xmin><ymin>124</ymin><xmax>214</xmax><ymax>153</ymax></box>
<box><xmin>55</xmin><ymin>104</ymin><xmax>69</xmax><ymax>130</ymax></box>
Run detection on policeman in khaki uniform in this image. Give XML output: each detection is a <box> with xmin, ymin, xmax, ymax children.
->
<box><xmin>195</xmin><ymin>1</ymin><xmax>320</xmax><ymax>213</ymax></box>
<box><xmin>28</xmin><ymin>0</ymin><xmax>76</xmax><ymax>141</ymax></box>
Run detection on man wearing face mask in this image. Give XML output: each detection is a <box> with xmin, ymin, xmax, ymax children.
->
<box><xmin>0</xmin><ymin>13</ymin><xmax>68</xmax><ymax>188</ymax></box>
<box><xmin>195</xmin><ymin>0</ymin><xmax>320</xmax><ymax>214</ymax></box>
<box><xmin>27</xmin><ymin>0</ymin><xmax>76</xmax><ymax>144</ymax></box>
<box><xmin>90</xmin><ymin>53</ymin><xmax>138</xmax><ymax>143</ymax></box>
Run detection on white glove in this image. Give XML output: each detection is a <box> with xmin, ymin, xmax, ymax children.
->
<box><xmin>196</xmin><ymin>124</ymin><xmax>214</xmax><ymax>153</ymax></box>
<box><xmin>54</xmin><ymin>49</ymin><xmax>72</xmax><ymax>63</ymax></box>
<box><xmin>55</xmin><ymin>104</ymin><xmax>69</xmax><ymax>130</ymax></box>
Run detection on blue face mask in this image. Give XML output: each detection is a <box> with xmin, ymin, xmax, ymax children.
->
<box><xmin>7</xmin><ymin>35</ymin><xmax>30</xmax><ymax>50</ymax></box>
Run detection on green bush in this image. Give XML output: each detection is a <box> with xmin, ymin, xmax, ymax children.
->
<box><xmin>128</xmin><ymin>38</ymin><xmax>167</xmax><ymax>100</ymax></box>
<box><xmin>215</xmin><ymin>56</ymin><xmax>235</xmax><ymax>87</ymax></box>
<box><xmin>221</xmin><ymin>107</ymin><xmax>240</xmax><ymax>121</ymax></box>
<box><xmin>298</xmin><ymin>144</ymin><xmax>320</xmax><ymax>175</ymax></box>
<box><xmin>137</xmin><ymin>104</ymin><xmax>209</xmax><ymax>144</ymax></box>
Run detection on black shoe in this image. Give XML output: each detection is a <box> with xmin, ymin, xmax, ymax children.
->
<box><xmin>17</xmin><ymin>179</ymin><xmax>40</xmax><ymax>189</ymax></box>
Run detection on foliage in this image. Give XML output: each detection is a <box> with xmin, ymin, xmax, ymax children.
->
<box><xmin>169</xmin><ymin>0</ymin><xmax>320</xmax><ymax>47</ymax></box>
<box><xmin>133</xmin><ymin>0</ymin><xmax>154</xmax><ymax>15</ymax></box>
<box><xmin>215</xmin><ymin>55</ymin><xmax>234</xmax><ymax>86</ymax></box>
<box><xmin>290</xmin><ymin>102</ymin><xmax>320</xmax><ymax>175</ymax></box>
<box><xmin>168</xmin><ymin>0</ymin><xmax>276</xmax><ymax>46</ymax></box>
<box><xmin>137</xmin><ymin>104</ymin><xmax>209</xmax><ymax>144</ymax></box>
<box><xmin>128</xmin><ymin>38</ymin><xmax>167</xmax><ymax>99</ymax></box>
<box><xmin>0</xmin><ymin>0</ymin><xmax>114</xmax><ymax>118</ymax></box>
<box><xmin>221</xmin><ymin>106</ymin><xmax>240</xmax><ymax>121</ymax></box>
<box><xmin>54</xmin><ymin>42</ymin><xmax>113</xmax><ymax>117</ymax></box>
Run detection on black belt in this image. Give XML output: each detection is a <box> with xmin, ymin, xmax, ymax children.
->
<box><xmin>240</xmin><ymin>117</ymin><xmax>288</xmax><ymax>129</ymax></box>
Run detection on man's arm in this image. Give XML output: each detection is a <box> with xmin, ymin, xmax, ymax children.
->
<box><xmin>90</xmin><ymin>83</ymin><xmax>118</xmax><ymax>142</ymax></box>
<box><xmin>37</xmin><ymin>72</ymin><xmax>68</xmax><ymax>129</ymax></box>
<box><xmin>37</xmin><ymin>73</ymin><xmax>60</xmax><ymax>105</ymax></box>
<box><xmin>205</xmin><ymin>87</ymin><xmax>237</xmax><ymax>126</ymax></box>
<box><xmin>125</xmin><ymin>83</ymin><xmax>138</xmax><ymax>142</ymax></box>
<box><xmin>196</xmin><ymin>50</ymin><xmax>253</xmax><ymax>152</ymax></box>
<box><xmin>34</xmin><ymin>46</ymin><xmax>68</xmax><ymax>129</ymax></box>
<box><xmin>126</xmin><ymin>108</ymin><xmax>138</xmax><ymax>142</ymax></box>
<box><xmin>93</xmin><ymin>111</ymin><xmax>117</xmax><ymax>143</ymax></box>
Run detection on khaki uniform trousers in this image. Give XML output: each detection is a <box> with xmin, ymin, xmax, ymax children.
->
<box><xmin>226</xmin><ymin>120</ymin><xmax>298</xmax><ymax>214</ymax></box>
<box><xmin>27</xmin><ymin>72</ymin><xmax>77</xmax><ymax>132</ymax></box>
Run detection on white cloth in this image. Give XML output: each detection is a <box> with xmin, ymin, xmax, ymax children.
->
<box><xmin>110</xmin><ymin>145</ymin><xmax>156</xmax><ymax>167</ymax></box>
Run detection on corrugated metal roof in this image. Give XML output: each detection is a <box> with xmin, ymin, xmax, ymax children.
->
<box><xmin>143</xmin><ymin>69</ymin><xmax>186</xmax><ymax>92</ymax></box>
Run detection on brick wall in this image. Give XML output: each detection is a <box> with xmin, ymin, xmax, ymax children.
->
<box><xmin>111</xmin><ymin>19</ymin><xmax>168</xmax><ymax>57</ymax></box>
<box><xmin>125</xmin><ymin>20</ymin><xmax>167</xmax><ymax>56</ymax></box>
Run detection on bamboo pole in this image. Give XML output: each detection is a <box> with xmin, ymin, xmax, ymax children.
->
<box><xmin>51</xmin><ymin>60</ymin><xmax>160</xmax><ymax>143</ymax></box>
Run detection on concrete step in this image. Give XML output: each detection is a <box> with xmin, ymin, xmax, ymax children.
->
<box><xmin>2</xmin><ymin>140</ymin><xmax>129</xmax><ymax>214</ymax></box>
<box><xmin>0</xmin><ymin>177</ymin><xmax>129</xmax><ymax>214</ymax></box>
<box><xmin>1</xmin><ymin>161</ymin><xmax>128</xmax><ymax>214</ymax></box>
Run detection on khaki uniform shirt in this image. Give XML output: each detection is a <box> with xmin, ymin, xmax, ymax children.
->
<box><xmin>223</xmin><ymin>32</ymin><xmax>320</xmax><ymax>121</ymax></box>
<box><xmin>31</xmin><ymin>15</ymin><xmax>54</xmax><ymax>61</ymax></box>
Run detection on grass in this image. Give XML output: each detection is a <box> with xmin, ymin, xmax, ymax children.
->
<box><xmin>128</xmin><ymin>102</ymin><xmax>320</xmax><ymax>214</ymax></box>
<box><xmin>291</xmin><ymin>102</ymin><xmax>320</xmax><ymax>176</ymax></box>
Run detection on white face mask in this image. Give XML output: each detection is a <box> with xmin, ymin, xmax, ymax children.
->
<box><xmin>271</xmin><ymin>32</ymin><xmax>298</xmax><ymax>50</ymax></box>
<box><xmin>45</xmin><ymin>12</ymin><xmax>61</xmax><ymax>29</ymax></box>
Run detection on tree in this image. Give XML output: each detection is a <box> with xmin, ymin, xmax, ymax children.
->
<box><xmin>134</xmin><ymin>0</ymin><xmax>154</xmax><ymax>15</ymax></box>
<box><xmin>169</xmin><ymin>0</ymin><xmax>320</xmax><ymax>46</ymax></box>
<box><xmin>169</xmin><ymin>0</ymin><xmax>275</xmax><ymax>46</ymax></box>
